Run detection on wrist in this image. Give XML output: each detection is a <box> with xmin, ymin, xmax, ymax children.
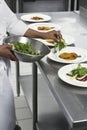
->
<box><xmin>24</xmin><ymin>28</ymin><xmax>46</xmax><ymax>39</ymax></box>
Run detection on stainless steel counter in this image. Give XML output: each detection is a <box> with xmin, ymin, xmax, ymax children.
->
<box><xmin>19</xmin><ymin>11</ymin><xmax>87</xmax><ymax>130</ymax></box>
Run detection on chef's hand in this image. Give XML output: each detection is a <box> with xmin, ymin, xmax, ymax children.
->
<box><xmin>24</xmin><ymin>28</ymin><xmax>62</xmax><ymax>42</ymax></box>
<box><xmin>42</xmin><ymin>30</ymin><xmax>62</xmax><ymax>42</ymax></box>
<box><xmin>0</xmin><ymin>45</ymin><xmax>18</xmax><ymax>61</ymax></box>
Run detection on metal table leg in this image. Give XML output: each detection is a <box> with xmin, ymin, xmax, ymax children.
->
<box><xmin>74</xmin><ymin>0</ymin><xmax>78</xmax><ymax>11</ymax></box>
<box><xmin>32</xmin><ymin>63</ymin><xmax>38</xmax><ymax>130</ymax></box>
<box><xmin>68</xmin><ymin>0</ymin><xmax>71</xmax><ymax>11</ymax></box>
<box><xmin>15</xmin><ymin>62</ymin><xmax>20</xmax><ymax>97</ymax></box>
<box><xmin>16</xmin><ymin>0</ymin><xmax>23</xmax><ymax>13</ymax></box>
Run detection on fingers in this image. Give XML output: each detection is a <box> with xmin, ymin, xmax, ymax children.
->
<box><xmin>9</xmin><ymin>51</ymin><xmax>18</xmax><ymax>61</ymax></box>
<box><xmin>7</xmin><ymin>45</ymin><xmax>12</xmax><ymax>49</ymax></box>
<box><xmin>10</xmin><ymin>54</ymin><xmax>18</xmax><ymax>61</ymax></box>
<box><xmin>54</xmin><ymin>33</ymin><xmax>62</xmax><ymax>42</ymax></box>
<box><xmin>54</xmin><ymin>30</ymin><xmax>62</xmax><ymax>39</ymax></box>
<box><xmin>48</xmin><ymin>30</ymin><xmax>62</xmax><ymax>43</ymax></box>
<box><xmin>6</xmin><ymin>45</ymin><xmax>18</xmax><ymax>61</ymax></box>
<box><xmin>0</xmin><ymin>45</ymin><xmax>18</xmax><ymax>61</ymax></box>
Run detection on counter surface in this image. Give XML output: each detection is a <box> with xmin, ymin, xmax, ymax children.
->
<box><xmin>19</xmin><ymin>11</ymin><xmax>87</xmax><ymax>130</ymax></box>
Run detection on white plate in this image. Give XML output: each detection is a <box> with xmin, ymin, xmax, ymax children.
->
<box><xmin>35</xmin><ymin>34</ymin><xmax>75</xmax><ymax>47</ymax></box>
<box><xmin>35</xmin><ymin>38</ymin><xmax>55</xmax><ymax>46</ymax></box>
<box><xmin>28</xmin><ymin>22</ymin><xmax>61</xmax><ymax>32</ymax></box>
<box><xmin>58</xmin><ymin>63</ymin><xmax>87</xmax><ymax>87</ymax></box>
<box><xmin>21</xmin><ymin>13</ymin><xmax>51</xmax><ymax>22</ymax></box>
<box><xmin>62</xmin><ymin>34</ymin><xmax>75</xmax><ymax>45</ymax></box>
<box><xmin>47</xmin><ymin>47</ymin><xmax>87</xmax><ymax>63</ymax></box>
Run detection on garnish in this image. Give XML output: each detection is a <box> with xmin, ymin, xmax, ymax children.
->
<box><xmin>53</xmin><ymin>38</ymin><xmax>67</xmax><ymax>53</ymax></box>
<box><xmin>67</xmin><ymin>64</ymin><xmax>87</xmax><ymax>81</ymax></box>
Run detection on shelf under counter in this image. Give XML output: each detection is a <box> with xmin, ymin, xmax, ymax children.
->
<box><xmin>20</xmin><ymin>74</ymin><xmax>69</xmax><ymax>130</ymax></box>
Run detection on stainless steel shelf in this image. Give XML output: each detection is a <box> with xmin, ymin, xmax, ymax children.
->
<box><xmin>20</xmin><ymin>74</ymin><xmax>69</xmax><ymax>130</ymax></box>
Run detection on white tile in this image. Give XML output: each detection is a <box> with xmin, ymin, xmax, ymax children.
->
<box><xmin>18</xmin><ymin>119</ymin><xmax>32</xmax><ymax>130</ymax></box>
<box><xmin>16</xmin><ymin>107</ymin><xmax>32</xmax><ymax>120</ymax></box>
<box><xmin>12</xmin><ymin>87</ymin><xmax>24</xmax><ymax>97</ymax></box>
<box><xmin>14</xmin><ymin>96</ymin><xmax>28</xmax><ymax>108</ymax></box>
<box><xmin>19</xmin><ymin>62</ymin><xmax>32</xmax><ymax>75</ymax></box>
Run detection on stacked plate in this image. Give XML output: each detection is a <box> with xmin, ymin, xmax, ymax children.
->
<box><xmin>21</xmin><ymin>13</ymin><xmax>51</xmax><ymax>22</ymax></box>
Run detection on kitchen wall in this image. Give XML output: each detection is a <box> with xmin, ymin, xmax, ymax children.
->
<box><xmin>6</xmin><ymin>0</ymin><xmax>85</xmax><ymax>13</ymax></box>
<box><xmin>21</xmin><ymin>0</ymin><xmax>68</xmax><ymax>13</ymax></box>
<box><xmin>79</xmin><ymin>0</ymin><xmax>87</xmax><ymax>9</ymax></box>
<box><xmin>5</xmin><ymin>0</ymin><xmax>16</xmax><ymax>12</ymax></box>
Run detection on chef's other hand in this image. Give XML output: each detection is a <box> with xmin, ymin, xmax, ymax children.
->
<box><xmin>24</xmin><ymin>28</ymin><xmax>62</xmax><ymax>42</ymax></box>
<box><xmin>42</xmin><ymin>30</ymin><xmax>62</xmax><ymax>42</ymax></box>
<box><xmin>0</xmin><ymin>45</ymin><xmax>18</xmax><ymax>61</ymax></box>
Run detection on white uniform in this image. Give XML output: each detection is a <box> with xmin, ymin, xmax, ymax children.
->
<box><xmin>0</xmin><ymin>0</ymin><xmax>28</xmax><ymax>130</ymax></box>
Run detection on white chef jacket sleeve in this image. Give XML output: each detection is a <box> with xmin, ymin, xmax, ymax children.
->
<box><xmin>2</xmin><ymin>0</ymin><xmax>29</xmax><ymax>35</ymax></box>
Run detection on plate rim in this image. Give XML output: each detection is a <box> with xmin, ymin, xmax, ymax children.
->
<box><xmin>28</xmin><ymin>22</ymin><xmax>61</xmax><ymax>32</ymax></box>
<box><xmin>35</xmin><ymin>34</ymin><xmax>75</xmax><ymax>46</ymax></box>
<box><xmin>58</xmin><ymin>63</ymin><xmax>87</xmax><ymax>87</ymax></box>
<box><xmin>21</xmin><ymin>13</ymin><xmax>51</xmax><ymax>22</ymax></box>
<box><xmin>35</xmin><ymin>38</ymin><xmax>55</xmax><ymax>47</ymax></box>
<box><xmin>62</xmin><ymin>34</ymin><xmax>75</xmax><ymax>45</ymax></box>
<box><xmin>47</xmin><ymin>47</ymin><xmax>87</xmax><ymax>63</ymax></box>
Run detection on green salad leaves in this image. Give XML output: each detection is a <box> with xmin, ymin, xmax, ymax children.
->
<box><xmin>12</xmin><ymin>42</ymin><xmax>40</xmax><ymax>55</ymax></box>
<box><xmin>53</xmin><ymin>38</ymin><xmax>67</xmax><ymax>53</ymax></box>
<box><xmin>67</xmin><ymin>64</ymin><xmax>87</xmax><ymax>78</ymax></box>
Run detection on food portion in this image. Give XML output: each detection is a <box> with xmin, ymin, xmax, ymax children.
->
<box><xmin>45</xmin><ymin>35</ymin><xmax>66</xmax><ymax>50</ymax></box>
<box><xmin>12</xmin><ymin>42</ymin><xmax>40</xmax><ymax>55</ymax></box>
<box><xmin>31</xmin><ymin>16</ymin><xmax>43</xmax><ymax>20</ymax></box>
<box><xmin>37</xmin><ymin>26</ymin><xmax>54</xmax><ymax>31</ymax></box>
<box><xmin>67</xmin><ymin>64</ymin><xmax>87</xmax><ymax>82</ymax></box>
<box><xmin>45</xmin><ymin>39</ymin><xmax>55</xmax><ymax>44</ymax></box>
<box><xmin>59</xmin><ymin>52</ymin><xmax>81</xmax><ymax>60</ymax></box>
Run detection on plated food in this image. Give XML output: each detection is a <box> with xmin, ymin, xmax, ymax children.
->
<box><xmin>37</xmin><ymin>26</ymin><xmax>54</xmax><ymax>31</ymax></box>
<box><xmin>31</xmin><ymin>16</ymin><xmax>43</xmax><ymax>20</ymax></box>
<box><xmin>28</xmin><ymin>22</ymin><xmax>61</xmax><ymax>32</ymax></box>
<box><xmin>21</xmin><ymin>13</ymin><xmax>51</xmax><ymax>22</ymax></box>
<box><xmin>45</xmin><ymin>39</ymin><xmax>55</xmax><ymax>44</ymax></box>
<box><xmin>58</xmin><ymin>63</ymin><xmax>87</xmax><ymax>87</ymax></box>
<box><xmin>47</xmin><ymin>47</ymin><xmax>87</xmax><ymax>63</ymax></box>
<box><xmin>35</xmin><ymin>38</ymin><xmax>56</xmax><ymax>47</ymax></box>
<box><xmin>35</xmin><ymin>34</ymin><xmax>74</xmax><ymax>47</ymax></box>
<box><xmin>66</xmin><ymin>64</ymin><xmax>87</xmax><ymax>82</ymax></box>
